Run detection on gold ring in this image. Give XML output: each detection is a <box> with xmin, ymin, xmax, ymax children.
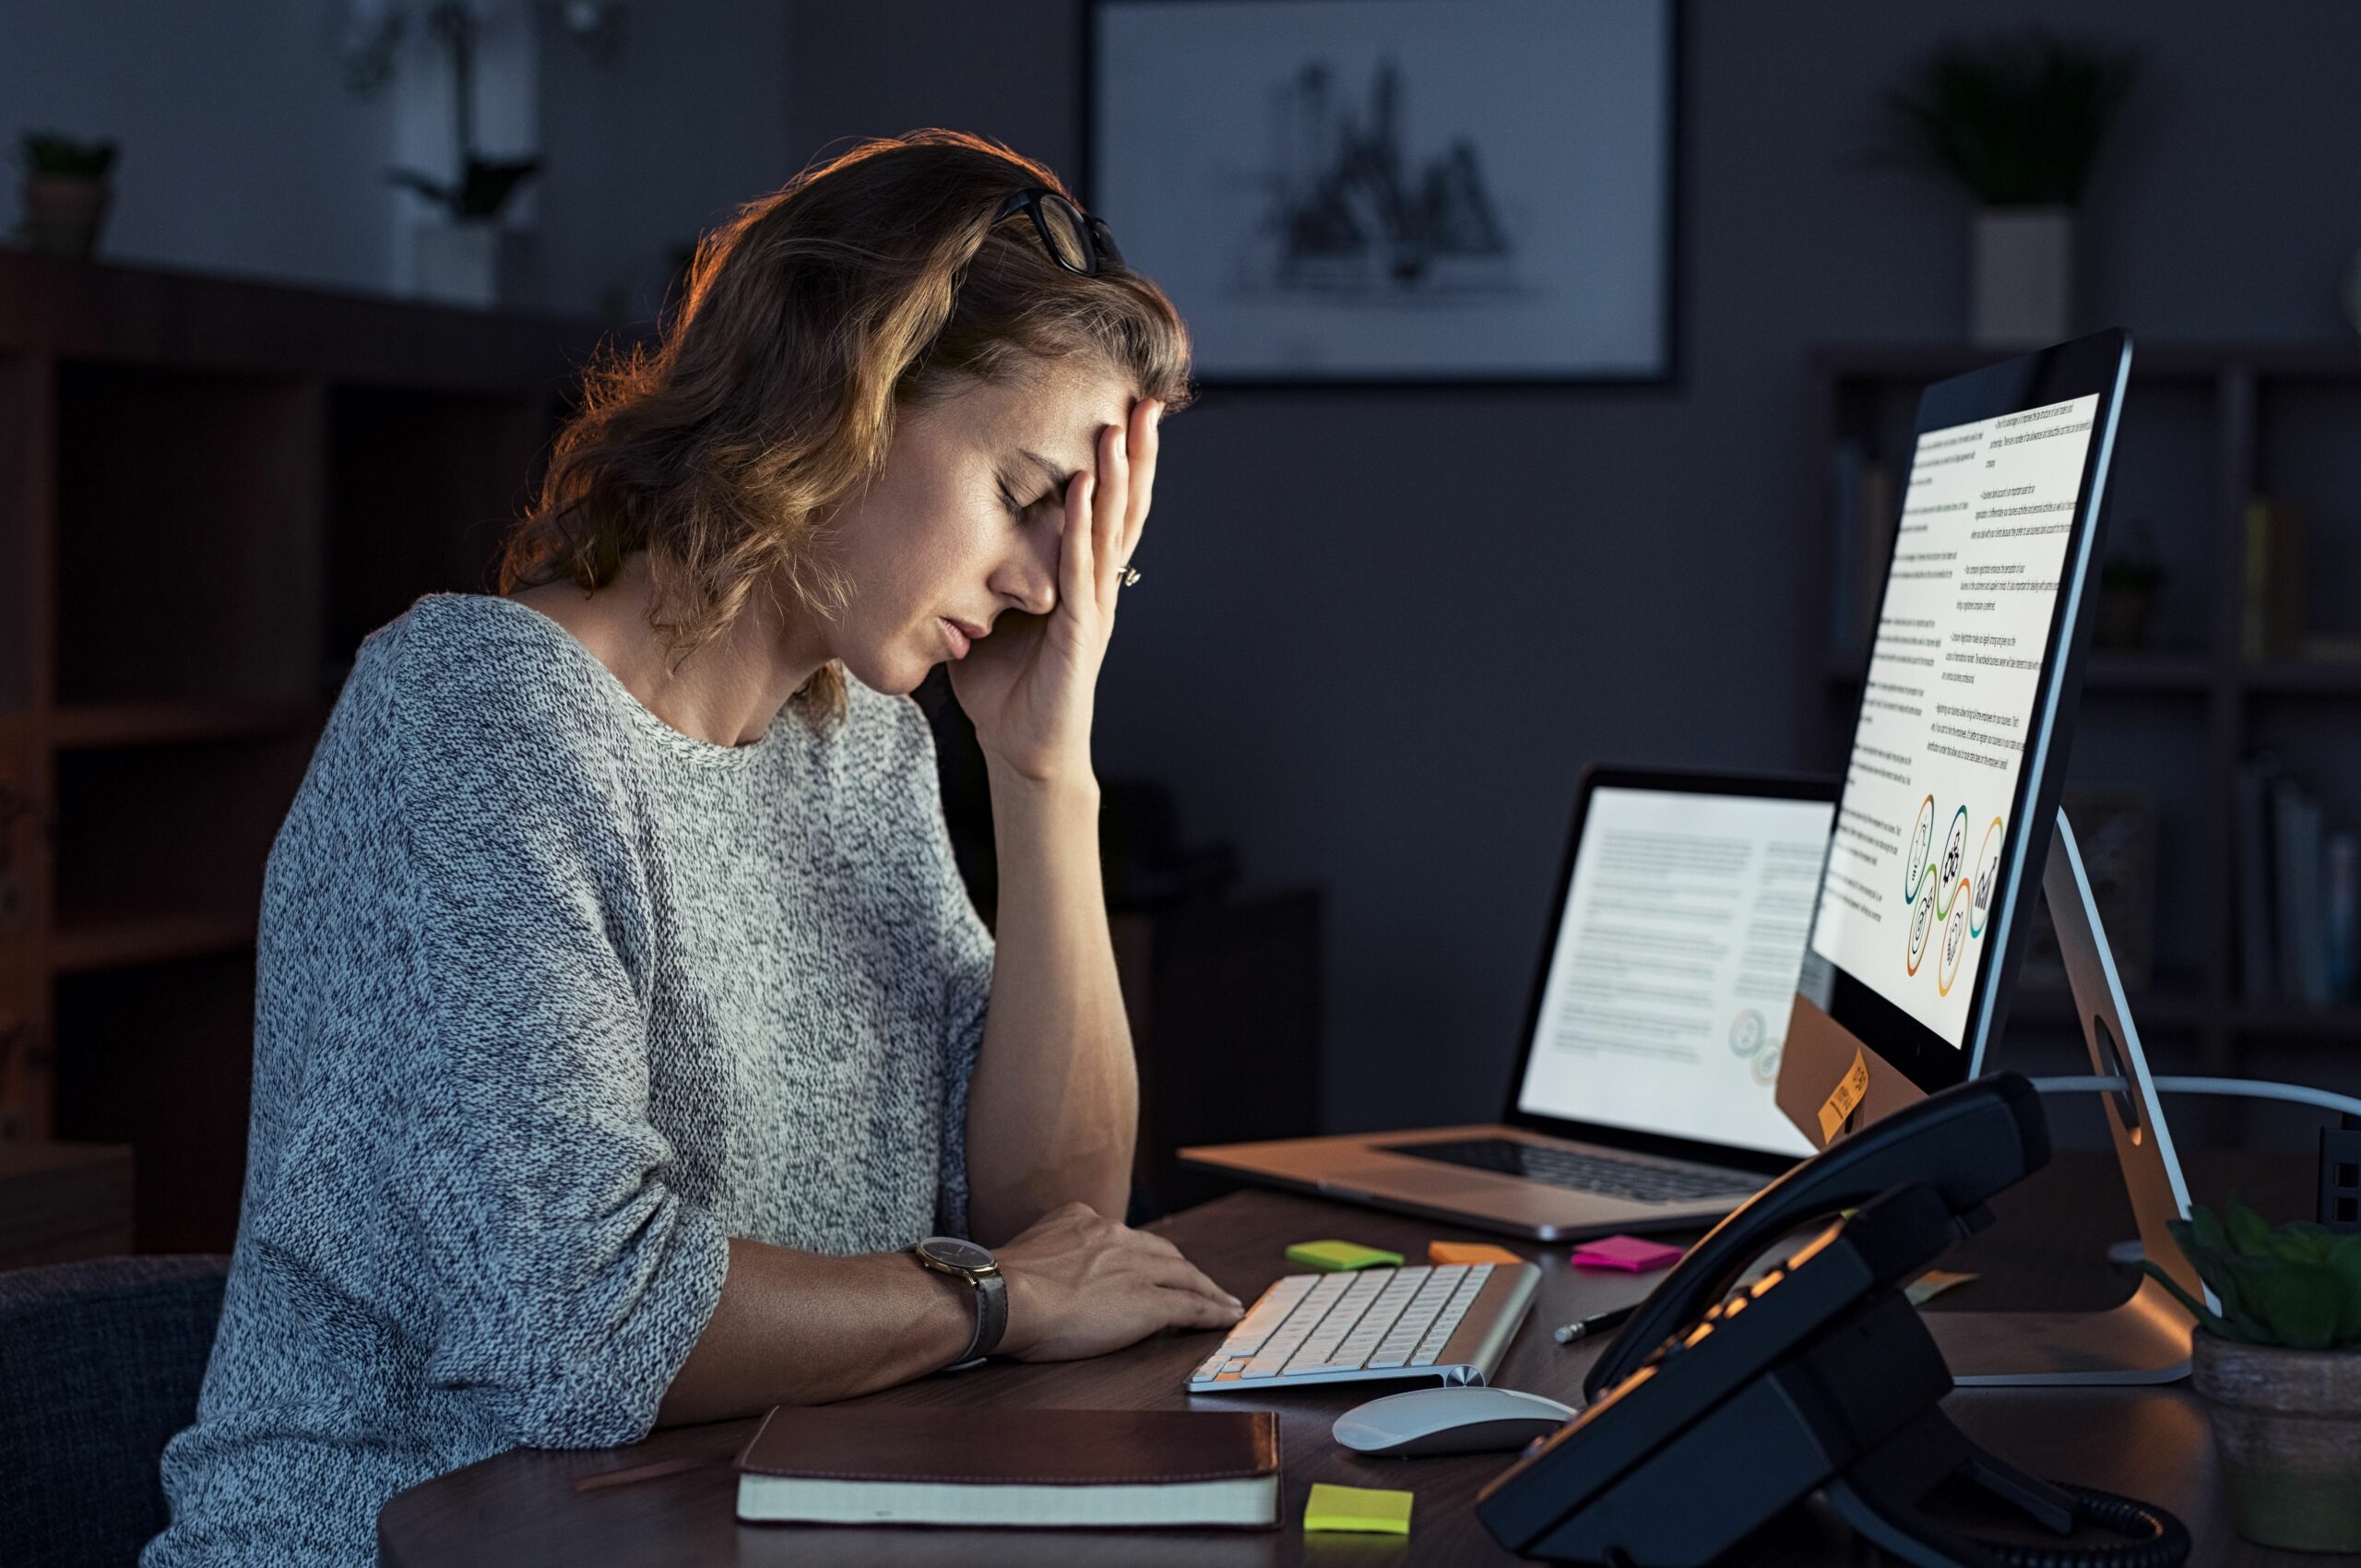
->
<box><xmin>1119</xmin><ymin>565</ymin><xmax>1142</xmax><ymax>588</ymax></box>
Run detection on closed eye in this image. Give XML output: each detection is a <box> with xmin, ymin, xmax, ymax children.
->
<box><xmin>1000</xmin><ymin>479</ymin><xmax>1059</xmax><ymax>519</ymax></box>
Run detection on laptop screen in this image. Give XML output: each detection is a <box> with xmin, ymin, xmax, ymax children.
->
<box><xmin>1514</xmin><ymin>786</ymin><xmax>1831</xmax><ymax>1158</ymax></box>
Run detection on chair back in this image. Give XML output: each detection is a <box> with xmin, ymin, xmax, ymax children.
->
<box><xmin>0</xmin><ymin>1254</ymin><xmax>230</xmax><ymax>1568</ymax></box>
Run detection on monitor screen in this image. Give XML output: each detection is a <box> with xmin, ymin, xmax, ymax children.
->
<box><xmin>1806</xmin><ymin>393</ymin><xmax>2104</xmax><ymax>1049</ymax></box>
<box><xmin>1516</xmin><ymin>787</ymin><xmax>1830</xmax><ymax>1158</ymax></box>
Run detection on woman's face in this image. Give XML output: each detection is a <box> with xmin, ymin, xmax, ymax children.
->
<box><xmin>817</xmin><ymin>362</ymin><xmax>1137</xmax><ymax>696</ymax></box>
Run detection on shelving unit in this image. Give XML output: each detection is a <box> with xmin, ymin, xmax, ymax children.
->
<box><xmin>0</xmin><ymin>251</ymin><xmax>607</xmax><ymax>1251</ymax></box>
<box><xmin>1806</xmin><ymin>343</ymin><xmax>2361</xmax><ymax>1120</ymax></box>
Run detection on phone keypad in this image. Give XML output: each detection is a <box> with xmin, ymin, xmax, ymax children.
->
<box><xmin>1641</xmin><ymin>1264</ymin><xmax>1787</xmax><ymax>1372</ymax></box>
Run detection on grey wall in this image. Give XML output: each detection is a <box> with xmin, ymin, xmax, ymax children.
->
<box><xmin>788</xmin><ymin>0</ymin><xmax>2361</xmax><ymax>1133</ymax></box>
<box><xmin>1</xmin><ymin>0</ymin><xmax>796</xmax><ymax>317</ymax></box>
<box><xmin>1</xmin><ymin>0</ymin><xmax>399</xmax><ymax>296</ymax></box>
<box><xmin>537</xmin><ymin>0</ymin><xmax>796</xmax><ymax>318</ymax></box>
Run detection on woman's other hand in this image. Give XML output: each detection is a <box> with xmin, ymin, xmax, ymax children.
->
<box><xmin>991</xmin><ymin>1200</ymin><xmax>1241</xmax><ymax>1361</ymax></box>
<box><xmin>949</xmin><ymin>395</ymin><xmax>1161</xmax><ymax>783</ymax></box>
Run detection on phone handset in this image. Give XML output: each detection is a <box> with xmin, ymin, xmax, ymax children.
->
<box><xmin>1582</xmin><ymin>1070</ymin><xmax>2050</xmax><ymax>1403</ymax></box>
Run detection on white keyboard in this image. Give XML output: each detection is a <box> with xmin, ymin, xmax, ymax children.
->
<box><xmin>1187</xmin><ymin>1263</ymin><xmax>1541</xmax><ymax>1393</ymax></box>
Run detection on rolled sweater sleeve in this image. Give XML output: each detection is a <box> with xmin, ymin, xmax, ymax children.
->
<box><xmin>387</xmin><ymin>636</ymin><xmax>730</xmax><ymax>1451</ymax></box>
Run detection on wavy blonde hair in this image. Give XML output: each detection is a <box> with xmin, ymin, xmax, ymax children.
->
<box><xmin>499</xmin><ymin>129</ymin><xmax>1194</xmax><ymax>724</ymax></box>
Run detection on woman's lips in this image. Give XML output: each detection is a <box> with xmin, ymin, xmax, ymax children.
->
<box><xmin>939</xmin><ymin>618</ymin><xmax>971</xmax><ymax>659</ymax></box>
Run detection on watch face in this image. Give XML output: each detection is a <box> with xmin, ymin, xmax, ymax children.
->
<box><xmin>919</xmin><ymin>1237</ymin><xmax>994</xmax><ymax>1272</ymax></box>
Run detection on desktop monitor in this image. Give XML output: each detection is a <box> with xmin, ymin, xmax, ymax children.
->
<box><xmin>1776</xmin><ymin>329</ymin><xmax>2133</xmax><ymax>1149</ymax></box>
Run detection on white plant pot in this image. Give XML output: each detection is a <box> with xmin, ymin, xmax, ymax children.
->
<box><xmin>1971</xmin><ymin>207</ymin><xmax>2073</xmax><ymax>348</ymax></box>
<box><xmin>411</xmin><ymin>220</ymin><xmax>539</xmax><ymax>311</ymax></box>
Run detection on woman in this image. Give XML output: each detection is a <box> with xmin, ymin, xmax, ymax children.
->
<box><xmin>143</xmin><ymin>130</ymin><xmax>1242</xmax><ymax>1567</ymax></box>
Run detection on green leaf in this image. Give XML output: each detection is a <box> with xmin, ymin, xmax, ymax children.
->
<box><xmin>2328</xmin><ymin>1237</ymin><xmax>2361</xmax><ymax>1345</ymax></box>
<box><xmin>2167</xmin><ymin>1203</ymin><xmax>2361</xmax><ymax>1346</ymax></box>
<box><xmin>2255</xmin><ymin>1265</ymin><xmax>2343</xmax><ymax>1351</ymax></box>
<box><xmin>2225</xmin><ymin>1197</ymin><xmax>2276</xmax><ymax>1259</ymax></box>
<box><xmin>2214</xmin><ymin>1301</ymin><xmax>2272</xmax><ymax>1345</ymax></box>
<box><xmin>2272</xmin><ymin>1222</ymin><xmax>2334</xmax><ymax>1265</ymax></box>
<box><xmin>2184</xmin><ymin>1206</ymin><xmax>2229</xmax><ymax>1261</ymax></box>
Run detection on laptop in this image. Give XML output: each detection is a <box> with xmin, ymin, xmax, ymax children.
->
<box><xmin>1180</xmin><ymin>766</ymin><xmax>1836</xmax><ymax>1241</ymax></box>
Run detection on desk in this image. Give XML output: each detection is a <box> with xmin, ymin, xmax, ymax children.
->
<box><xmin>379</xmin><ymin>1156</ymin><xmax>2336</xmax><ymax>1566</ymax></box>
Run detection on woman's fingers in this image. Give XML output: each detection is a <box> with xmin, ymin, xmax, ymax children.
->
<box><xmin>1138</xmin><ymin>1252</ymin><xmax>1242</xmax><ymax>1309</ymax></box>
<box><xmin>1094</xmin><ymin>421</ymin><xmax>1129</xmax><ymax>607</ymax></box>
<box><xmin>1060</xmin><ymin>469</ymin><xmax>1096</xmax><ymax>615</ymax></box>
<box><xmin>1158</xmin><ymin>1286</ymin><xmax>1247</xmax><ymax>1331</ymax></box>
<box><xmin>1121</xmin><ymin>399</ymin><xmax>1159</xmax><ymax>565</ymax></box>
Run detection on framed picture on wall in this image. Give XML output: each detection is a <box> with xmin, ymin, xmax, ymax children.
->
<box><xmin>1086</xmin><ymin>0</ymin><xmax>1679</xmax><ymax>386</ymax></box>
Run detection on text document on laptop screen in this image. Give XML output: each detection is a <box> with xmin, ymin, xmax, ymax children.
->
<box><xmin>1516</xmin><ymin>789</ymin><xmax>1829</xmax><ymax>1158</ymax></box>
<box><xmin>1808</xmin><ymin>394</ymin><xmax>2101</xmax><ymax>1047</ymax></box>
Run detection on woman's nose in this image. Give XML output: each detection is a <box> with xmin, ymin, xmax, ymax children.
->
<box><xmin>1001</xmin><ymin>544</ymin><xmax>1058</xmax><ymax>615</ymax></box>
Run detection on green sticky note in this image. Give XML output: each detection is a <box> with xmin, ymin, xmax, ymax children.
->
<box><xmin>1286</xmin><ymin>1240</ymin><xmax>1405</xmax><ymax>1272</ymax></box>
<box><xmin>1305</xmin><ymin>1482</ymin><xmax>1414</xmax><ymax>1535</ymax></box>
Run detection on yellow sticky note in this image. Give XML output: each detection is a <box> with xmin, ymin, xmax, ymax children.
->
<box><xmin>1305</xmin><ymin>1482</ymin><xmax>1413</xmax><ymax>1536</ymax></box>
<box><xmin>1817</xmin><ymin>1046</ymin><xmax>1869</xmax><ymax>1143</ymax></box>
<box><xmin>1287</xmin><ymin>1240</ymin><xmax>1403</xmax><ymax>1272</ymax></box>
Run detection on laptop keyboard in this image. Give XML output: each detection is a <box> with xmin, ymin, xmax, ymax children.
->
<box><xmin>1382</xmin><ymin>1138</ymin><xmax>1760</xmax><ymax>1205</ymax></box>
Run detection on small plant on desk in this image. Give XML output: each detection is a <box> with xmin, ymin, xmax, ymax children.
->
<box><xmin>2144</xmin><ymin>1198</ymin><xmax>2361</xmax><ymax>1553</ymax></box>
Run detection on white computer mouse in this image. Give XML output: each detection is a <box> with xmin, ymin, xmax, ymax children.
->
<box><xmin>1332</xmin><ymin>1385</ymin><xmax>1579</xmax><ymax>1457</ymax></box>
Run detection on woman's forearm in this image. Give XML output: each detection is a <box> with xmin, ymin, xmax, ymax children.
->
<box><xmin>654</xmin><ymin>1238</ymin><xmax>974</xmax><ymax>1424</ymax></box>
<box><xmin>963</xmin><ymin>761</ymin><xmax>1139</xmax><ymax>1244</ymax></box>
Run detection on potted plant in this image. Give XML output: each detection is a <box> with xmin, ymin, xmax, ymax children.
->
<box><xmin>2143</xmin><ymin>1198</ymin><xmax>2361</xmax><ymax>1552</ymax></box>
<box><xmin>16</xmin><ymin>131</ymin><xmax>118</xmax><ymax>258</ymax></box>
<box><xmin>350</xmin><ymin>1</ymin><xmax>541</xmax><ymax>308</ymax></box>
<box><xmin>1880</xmin><ymin>30</ymin><xmax>2138</xmax><ymax>346</ymax></box>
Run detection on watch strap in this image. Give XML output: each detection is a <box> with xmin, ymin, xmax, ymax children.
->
<box><xmin>971</xmin><ymin>1267</ymin><xmax>1008</xmax><ymax>1360</ymax></box>
<box><xmin>917</xmin><ymin>1241</ymin><xmax>1009</xmax><ymax>1368</ymax></box>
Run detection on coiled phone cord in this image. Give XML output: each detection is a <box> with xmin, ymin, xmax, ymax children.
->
<box><xmin>1982</xmin><ymin>1479</ymin><xmax>2190</xmax><ymax>1568</ymax></box>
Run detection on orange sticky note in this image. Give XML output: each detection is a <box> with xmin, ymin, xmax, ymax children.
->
<box><xmin>1428</xmin><ymin>1241</ymin><xmax>1525</xmax><ymax>1266</ymax></box>
<box><xmin>1817</xmin><ymin>1045</ymin><xmax>1870</xmax><ymax>1144</ymax></box>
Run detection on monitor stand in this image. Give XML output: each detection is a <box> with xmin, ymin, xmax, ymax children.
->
<box><xmin>1925</xmin><ymin>810</ymin><xmax>2203</xmax><ymax>1386</ymax></box>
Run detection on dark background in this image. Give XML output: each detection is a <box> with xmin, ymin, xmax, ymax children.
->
<box><xmin>11</xmin><ymin>0</ymin><xmax>2359</xmax><ymax>1149</ymax></box>
<box><xmin>785</xmin><ymin>1</ymin><xmax>2361</xmax><ymax>1133</ymax></box>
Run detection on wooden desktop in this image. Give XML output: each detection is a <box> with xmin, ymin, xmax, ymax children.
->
<box><xmin>378</xmin><ymin>1153</ymin><xmax>2316</xmax><ymax>1566</ymax></box>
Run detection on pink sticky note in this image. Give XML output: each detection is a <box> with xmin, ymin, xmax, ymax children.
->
<box><xmin>1571</xmin><ymin>1234</ymin><xmax>1684</xmax><ymax>1273</ymax></box>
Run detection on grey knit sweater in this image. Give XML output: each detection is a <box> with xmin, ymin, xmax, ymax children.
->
<box><xmin>140</xmin><ymin>593</ymin><xmax>994</xmax><ymax>1567</ymax></box>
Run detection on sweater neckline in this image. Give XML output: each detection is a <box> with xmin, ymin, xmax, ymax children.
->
<box><xmin>469</xmin><ymin>593</ymin><xmax>789</xmax><ymax>768</ymax></box>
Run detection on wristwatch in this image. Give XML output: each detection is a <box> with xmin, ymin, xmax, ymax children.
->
<box><xmin>912</xmin><ymin>1236</ymin><xmax>1008</xmax><ymax>1368</ymax></box>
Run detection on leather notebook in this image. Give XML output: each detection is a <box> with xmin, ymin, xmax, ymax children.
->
<box><xmin>734</xmin><ymin>1406</ymin><xmax>1280</xmax><ymax>1528</ymax></box>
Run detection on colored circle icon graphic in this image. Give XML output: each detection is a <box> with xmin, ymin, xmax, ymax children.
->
<box><xmin>1905</xmin><ymin>796</ymin><xmax>1936</xmax><ymax>900</ymax></box>
<box><xmin>1969</xmin><ymin>817</ymin><xmax>2003</xmax><ymax>939</ymax></box>
<box><xmin>1940</xmin><ymin>806</ymin><xmax>1968</xmax><ymax>887</ymax></box>
<box><xmin>1907</xmin><ymin>866</ymin><xmax>1938</xmax><ymax>974</ymax></box>
<box><xmin>1937</xmin><ymin>882</ymin><xmax>1971</xmax><ymax>994</ymax></box>
<box><xmin>1728</xmin><ymin>1009</ymin><xmax>1766</xmax><ymax>1058</ymax></box>
<box><xmin>1750</xmin><ymin>1044</ymin><xmax>1782</xmax><ymax>1087</ymax></box>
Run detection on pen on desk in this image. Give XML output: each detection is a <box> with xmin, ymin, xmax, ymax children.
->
<box><xmin>1552</xmin><ymin>1304</ymin><xmax>1637</xmax><ymax>1345</ymax></box>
